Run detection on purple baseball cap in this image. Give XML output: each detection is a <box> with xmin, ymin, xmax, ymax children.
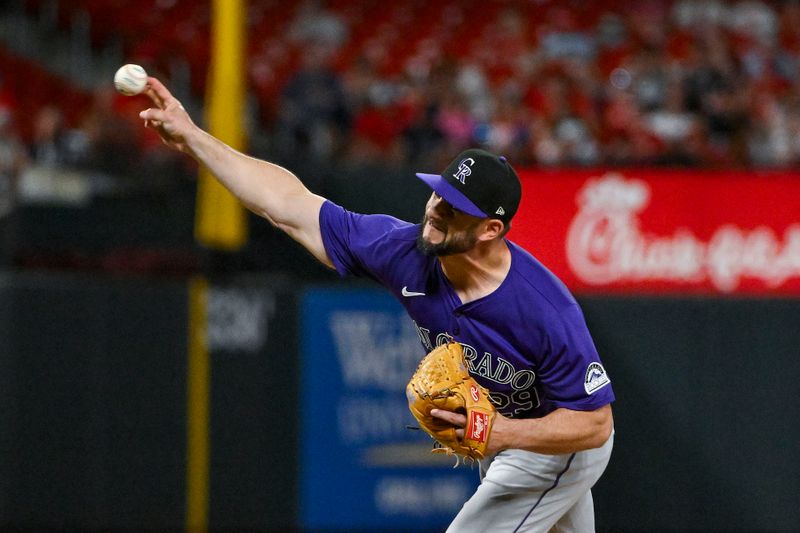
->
<box><xmin>416</xmin><ymin>148</ymin><xmax>522</xmax><ymax>224</ymax></box>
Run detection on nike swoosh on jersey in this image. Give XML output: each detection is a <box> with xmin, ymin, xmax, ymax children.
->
<box><xmin>401</xmin><ymin>286</ymin><xmax>426</xmax><ymax>297</ymax></box>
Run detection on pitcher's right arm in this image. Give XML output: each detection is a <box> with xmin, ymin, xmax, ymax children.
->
<box><xmin>139</xmin><ymin>77</ymin><xmax>332</xmax><ymax>267</ymax></box>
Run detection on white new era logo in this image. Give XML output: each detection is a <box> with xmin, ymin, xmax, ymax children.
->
<box><xmin>496</xmin><ymin>207</ymin><xmax>505</xmax><ymax>216</ymax></box>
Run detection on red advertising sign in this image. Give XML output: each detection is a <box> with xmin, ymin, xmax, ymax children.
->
<box><xmin>510</xmin><ymin>169</ymin><xmax>800</xmax><ymax>295</ymax></box>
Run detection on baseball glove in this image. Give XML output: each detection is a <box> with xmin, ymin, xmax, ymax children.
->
<box><xmin>406</xmin><ymin>342</ymin><xmax>497</xmax><ymax>460</ymax></box>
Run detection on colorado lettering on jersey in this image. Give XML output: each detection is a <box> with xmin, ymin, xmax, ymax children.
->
<box><xmin>413</xmin><ymin>321</ymin><xmax>540</xmax><ymax>417</ymax></box>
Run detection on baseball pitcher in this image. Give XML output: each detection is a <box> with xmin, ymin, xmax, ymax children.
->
<box><xmin>139</xmin><ymin>77</ymin><xmax>615</xmax><ymax>532</ymax></box>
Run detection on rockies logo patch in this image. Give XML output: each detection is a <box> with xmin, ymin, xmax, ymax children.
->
<box><xmin>584</xmin><ymin>362</ymin><xmax>610</xmax><ymax>395</ymax></box>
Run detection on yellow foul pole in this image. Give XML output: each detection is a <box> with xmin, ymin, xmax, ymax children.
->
<box><xmin>187</xmin><ymin>2</ymin><xmax>247</xmax><ymax>532</ymax></box>
<box><xmin>194</xmin><ymin>0</ymin><xmax>248</xmax><ymax>250</ymax></box>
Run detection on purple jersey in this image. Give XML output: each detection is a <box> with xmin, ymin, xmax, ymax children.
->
<box><xmin>320</xmin><ymin>201</ymin><xmax>615</xmax><ymax>419</ymax></box>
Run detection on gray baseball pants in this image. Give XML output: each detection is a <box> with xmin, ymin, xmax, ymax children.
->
<box><xmin>446</xmin><ymin>432</ymin><xmax>614</xmax><ymax>532</ymax></box>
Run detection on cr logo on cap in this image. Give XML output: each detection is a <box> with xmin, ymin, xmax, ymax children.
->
<box><xmin>453</xmin><ymin>158</ymin><xmax>475</xmax><ymax>184</ymax></box>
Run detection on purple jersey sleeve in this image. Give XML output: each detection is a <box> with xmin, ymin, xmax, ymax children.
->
<box><xmin>319</xmin><ymin>200</ymin><xmax>415</xmax><ymax>283</ymax></box>
<box><xmin>535</xmin><ymin>304</ymin><xmax>614</xmax><ymax>411</ymax></box>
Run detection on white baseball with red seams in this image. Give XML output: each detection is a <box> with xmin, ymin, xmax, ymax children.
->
<box><xmin>113</xmin><ymin>64</ymin><xmax>148</xmax><ymax>96</ymax></box>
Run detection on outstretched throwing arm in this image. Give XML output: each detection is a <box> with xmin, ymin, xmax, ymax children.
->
<box><xmin>139</xmin><ymin>77</ymin><xmax>332</xmax><ymax>267</ymax></box>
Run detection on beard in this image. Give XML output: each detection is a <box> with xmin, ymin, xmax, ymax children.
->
<box><xmin>416</xmin><ymin>215</ymin><xmax>480</xmax><ymax>257</ymax></box>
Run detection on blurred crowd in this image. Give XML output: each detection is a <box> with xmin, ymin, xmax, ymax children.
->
<box><xmin>2</xmin><ymin>0</ymin><xmax>800</xmax><ymax>218</ymax></box>
<box><xmin>260</xmin><ymin>0</ymin><xmax>800</xmax><ymax>171</ymax></box>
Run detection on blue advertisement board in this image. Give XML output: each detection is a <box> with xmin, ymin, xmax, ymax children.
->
<box><xmin>299</xmin><ymin>286</ymin><xmax>479</xmax><ymax>531</ymax></box>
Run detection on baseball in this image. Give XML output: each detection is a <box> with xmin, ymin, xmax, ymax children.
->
<box><xmin>113</xmin><ymin>64</ymin><xmax>148</xmax><ymax>96</ymax></box>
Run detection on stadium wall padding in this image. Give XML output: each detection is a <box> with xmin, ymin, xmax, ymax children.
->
<box><xmin>581</xmin><ymin>296</ymin><xmax>800</xmax><ymax>532</ymax></box>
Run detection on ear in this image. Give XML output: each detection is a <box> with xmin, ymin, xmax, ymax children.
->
<box><xmin>477</xmin><ymin>219</ymin><xmax>506</xmax><ymax>242</ymax></box>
